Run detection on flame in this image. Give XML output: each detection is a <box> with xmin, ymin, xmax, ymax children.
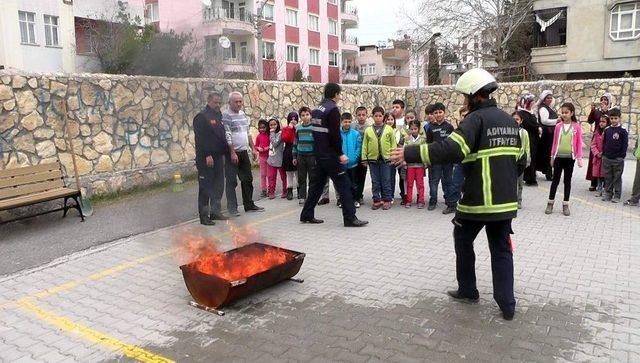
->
<box><xmin>174</xmin><ymin>224</ymin><xmax>291</xmax><ymax>281</ymax></box>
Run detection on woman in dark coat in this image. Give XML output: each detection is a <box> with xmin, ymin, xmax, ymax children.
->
<box><xmin>536</xmin><ymin>90</ymin><xmax>557</xmax><ymax>181</ymax></box>
<box><xmin>517</xmin><ymin>94</ymin><xmax>541</xmax><ymax>185</ymax></box>
<box><xmin>586</xmin><ymin>93</ymin><xmax>612</xmax><ymax>190</ymax></box>
<box><xmin>281</xmin><ymin>111</ymin><xmax>299</xmax><ymax>200</ymax></box>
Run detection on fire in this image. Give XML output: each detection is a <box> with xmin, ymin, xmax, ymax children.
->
<box><xmin>174</xmin><ymin>224</ymin><xmax>291</xmax><ymax>281</ymax></box>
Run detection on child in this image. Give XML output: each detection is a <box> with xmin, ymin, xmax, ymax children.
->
<box><xmin>513</xmin><ymin>112</ymin><xmax>530</xmax><ymax>209</ymax></box>
<box><xmin>293</xmin><ymin>106</ymin><xmax>314</xmax><ymax>205</ymax></box>
<box><xmin>392</xmin><ymin>99</ymin><xmax>406</xmax><ymax>130</ymax></box>
<box><xmin>545</xmin><ymin>103</ymin><xmax>583</xmax><ymax>216</ymax></box>
<box><xmin>404</xmin><ymin>120</ymin><xmax>426</xmax><ymax>208</ymax></box>
<box><xmin>386</xmin><ymin>112</ymin><xmax>407</xmax><ymax>204</ymax></box>
<box><xmin>624</xmin><ymin>137</ymin><xmax>640</xmax><ymax>207</ymax></box>
<box><xmin>361</xmin><ymin>106</ymin><xmax>397</xmax><ymax>210</ymax></box>
<box><xmin>267</xmin><ymin>117</ymin><xmax>287</xmax><ymax>199</ymax></box>
<box><xmin>590</xmin><ymin>115</ymin><xmax>608</xmax><ymax>197</ymax></box>
<box><xmin>353</xmin><ymin>106</ymin><xmax>370</xmax><ymax>205</ymax></box>
<box><xmin>254</xmin><ymin>119</ymin><xmax>270</xmax><ymax>197</ymax></box>
<box><xmin>423</xmin><ymin>104</ymin><xmax>435</xmax><ymax>135</ymax></box>
<box><xmin>602</xmin><ymin>108</ymin><xmax>628</xmax><ymax>203</ymax></box>
<box><xmin>282</xmin><ymin>112</ymin><xmax>298</xmax><ymax>200</ymax></box>
<box><xmin>338</xmin><ymin>112</ymin><xmax>362</xmax><ymax>208</ymax></box>
<box><xmin>426</xmin><ymin>102</ymin><xmax>456</xmax><ymax>214</ymax></box>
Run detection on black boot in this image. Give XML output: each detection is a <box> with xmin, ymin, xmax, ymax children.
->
<box><xmin>286</xmin><ymin>188</ymin><xmax>293</xmax><ymax>200</ymax></box>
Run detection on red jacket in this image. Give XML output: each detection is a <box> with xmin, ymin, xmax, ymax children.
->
<box><xmin>254</xmin><ymin>133</ymin><xmax>270</xmax><ymax>158</ymax></box>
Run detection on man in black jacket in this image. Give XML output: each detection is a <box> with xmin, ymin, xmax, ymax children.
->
<box><xmin>391</xmin><ymin>68</ymin><xmax>524</xmax><ymax>320</ymax></box>
<box><xmin>193</xmin><ymin>93</ymin><xmax>231</xmax><ymax>225</ymax></box>
<box><xmin>300</xmin><ymin>83</ymin><xmax>367</xmax><ymax>227</ymax></box>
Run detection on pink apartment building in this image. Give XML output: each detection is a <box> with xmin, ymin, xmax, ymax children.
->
<box><xmin>144</xmin><ymin>0</ymin><xmax>359</xmax><ymax>83</ymax></box>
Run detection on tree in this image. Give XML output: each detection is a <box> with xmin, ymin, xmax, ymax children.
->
<box><xmin>441</xmin><ymin>44</ymin><xmax>460</xmax><ymax>64</ymax></box>
<box><xmin>427</xmin><ymin>41</ymin><xmax>441</xmax><ymax>85</ymax></box>
<box><xmin>85</xmin><ymin>2</ymin><xmax>203</xmax><ymax>77</ymax></box>
<box><xmin>405</xmin><ymin>0</ymin><xmax>534</xmax><ymax>69</ymax></box>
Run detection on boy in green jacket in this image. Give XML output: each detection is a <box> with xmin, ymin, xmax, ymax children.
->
<box><xmin>361</xmin><ymin>106</ymin><xmax>397</xmax><ymax>210</ymax></box>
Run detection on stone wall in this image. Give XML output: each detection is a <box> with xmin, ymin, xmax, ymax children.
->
<box><xmin>0</xmin><ymin>71</ymin><xmax>638</xmax><ymax>200</ymax></box>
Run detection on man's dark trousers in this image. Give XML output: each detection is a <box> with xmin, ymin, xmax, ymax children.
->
<box><xmin>301</xmin><ymin>156</ymin><xmax>357</xmax><ymax>222</ymax></box>
<box><xmin>197</xmin><ymin>155</ymin><xmax>224</xmax><ymax>219</ymax></box>
<box><xmin>453</xmin><ymin>218</ymin><xmax>516</xmax><ymax>314</ymax></box>
<box><xmin>225</xmin><ymin>150</ymin><xmax>254</xmax><ymax>212</ymax></box>
<box><xmin>354</xmin><ymin>163</ymin><xmax>367</xmax><ymax>201</ymax></box>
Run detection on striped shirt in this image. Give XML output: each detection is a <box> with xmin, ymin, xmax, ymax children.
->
<box><xmin>223</xmin><ymin>109</ymin><xmax>250</xmax><ymax>151</ymax></box>
<box><xmin>293</xmin><ymin>124</ymin><xmax>314</xmax><ymax>157</ymax></box>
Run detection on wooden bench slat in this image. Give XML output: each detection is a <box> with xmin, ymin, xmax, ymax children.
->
<box><xmin>0</xmin><ymin>170</ymin><xmax>64</xmax><ymax>189</ymax></box>
<box><xmin>0</xmin><ymin>162</ymin><xmax>62</xmax><ymax>179</ymax></box>
<box><xmin>0</xmin><ymin>179</ymin><xmax>64</xmax><ymax>200</ymax></box>
<box><xmin>0</xmin><ymin>188</ymin><xmax>79</xmax><ymax>211</ymax></box>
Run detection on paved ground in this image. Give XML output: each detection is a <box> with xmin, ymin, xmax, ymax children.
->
<box><xmin>0</xmin><ymin>161</ymin><xmax>639</xmax><ymax>362</ymax></box>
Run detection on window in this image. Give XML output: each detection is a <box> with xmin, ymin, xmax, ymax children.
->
<box><xmin>610</xmin><ymin>2</ymin><xmax>640</xmax><ymax>40</ymax></box>
<box><xmin>308</xmin><ymin>14</ymin><xmax>319</xmax><ymax>31</ymax></box>
<box><xmin>146</xmin><ymin>2</ymin><xmax>160</xmax><ymax>23</ymax></box>
<box><xmin>327</xmin><ymin>0</ymin><xmax>337</xmax><ymax>4</ymax></box>
<box><xmin>262</xmin><ymin>3</ymin><xmax>274</xmax><ymax>21</ymax></box>
<box><xmin>360</xmin><ymin>63</ymin><xmax>377</xmax><ymax>75</ymax></box>
<box><xmin>205</xmin><ymin>37</ymin><xmax>218</xmax><ymax>59</ymax></box>
<box><xmin>385</xmin><ymin>64</ymin><xmax>401</xmax><ymax>75</ymax></box>
<box><xmin>328</xmin><ymin>19</ymin><xmax>338</xmax><ymax>35</ymax></box>
<box><xmin>44</xmin><ymin>15</ymin><xmax>59</xmax><ymax>46</ymax></box>
<box><xmin>222</xmin><ymin>0</ymin><xmax>235</xmax><ymax>19</ymax></box>
<box><xmin>534</xmin><ymin>7</ymin><xmax>567</xmax><ymax>47</ymax></box>
<box><xmin>287</xmin><ymin>45</ymin><xmax>299</xmax><ymax>62</ymax></box>
<box><xmin>263</xmin><ymin>41</ymin><xmax>275</xmax><ymax>60</ymax></box>
<box><xmin>286</xmin><ymin>9</ymin><xmax>298</xmax><ymax>27</ymax></box>
<box><xmin>328</xmin><ymin>51</ymin><xmax>338</xmax><ymax>66</ymax></box>
<box><xmin>238</xmin><ymin>2</ymin><xmax>246</xmax><ymax>21</ymax></box>
<box><xmin>240</xmin><ymin>41</ymin><xmax>248</xmax><ymax>63</ymax></box>
<box><xmin>18</xmin><ymin>11</ymin><xmax>36</xmax><ymax>44</ymax></box>
<box><xmin>309</xmin><ymin>49</ymin><xmax>320</xmax><ymax>65</ymax></box>
<box><xmin>223</xmin><ymin>42</ymin><xmax>237</xmax><ymax>60</ymax></box>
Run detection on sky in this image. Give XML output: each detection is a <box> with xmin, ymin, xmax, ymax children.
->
<box><xmin>351</xmin><ymin>0</ymin><xmax>415</xmax><ymax>46</ymax></box>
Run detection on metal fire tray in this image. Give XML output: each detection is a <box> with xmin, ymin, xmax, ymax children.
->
<box><xmin>180</xmin><ymin>243</ymin><xmax>305</xmax><ymax>312</ymax></box>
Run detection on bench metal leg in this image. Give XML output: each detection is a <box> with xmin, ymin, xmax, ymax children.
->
<box><xmin>71</xmin><ymin>195</ymin><xmax>85</xmax><ymax>222</ymax></box>
<box><xmin>62</xmin><ymin>197</ymin><xmax>70</xmax><ymax>218</ymax></box>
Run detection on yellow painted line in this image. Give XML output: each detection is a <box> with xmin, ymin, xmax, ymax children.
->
<box><xmin>18</xmin><ymin>207</ymin><xmax>300</xmax><ymax>302</ymax></box>
<box><xmin>17</xmin><ymin>298</ymin><xmax>174</xmax><ymax>363</ymax></box>
<box><xmin>537</xmin><ymin>186</ymin><xmax>640</xmax><ymax>220</ymax></box>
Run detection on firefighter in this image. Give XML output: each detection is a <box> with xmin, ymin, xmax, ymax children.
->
<box><xmin>391</xmin><ymin>68</ymin><xmax>525</xmax><ymax>320</ymax></box>
<box><xmin>300</xmin><ymin>83</ymin><xmax>368</xmax><ymax>227</ymax></box>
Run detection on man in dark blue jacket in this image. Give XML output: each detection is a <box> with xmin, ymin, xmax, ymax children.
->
<box><xmin>300</xmin><ymin>83</ymin><xmax>368</xmax><ymax>227</ymax></box>
<box><xmin>193</xmin><ymin>93</ymin><xmax>231</xmax><ymax>225</ymax></box>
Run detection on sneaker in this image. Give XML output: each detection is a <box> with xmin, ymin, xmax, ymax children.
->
<box><xmin>228</xmin><ymin>210</ymin><xmax>241</xmax><ymax>217</ymax></box>
<box><xmin>417</xmin><ymin>203</ymin><xmax>425</xmax><ymax>209</ymax></box>
<box><xmin>268</xmin><ymin>193</ymin><xmax>275</xmax><ymax>200</ymax></box>
<box><xmin>371</xmin><ymin>201</ymin><xmax>382</xmax><ymax>210</ymax></box>
<box><xmin>357</xmin><ymin>199</ymin><xmax>364</xmax><ymax>205</ymax></box>
<box><xmin>382</xmin><ymin>201</ymin><xmax>391</xmax><ymax>210</ymax></box>
<box><xmin>318</xmin><ymin>198</ymin><xmax>330</xmax><ymax>205</ymax></box>
<box><xmin>545</xmin><ymin>200</ymin><xmax>554</xmax><ymax>214</ymax></box>
<box><xmin>400</xmin><ymin>199</ymin><xmax>406</xmax><ymax>206</ymax></box>
<box><xmin>281</xmin><ymin>193</ymin><xmax>287</xmax><ymax>199</ymax></box>
<box><xmin>261</xmin><ymin>190</ymin><xmax>268</xmax><ymax>198</ymax></box>
<box><xmin>442</xmin><ymin>206</ymin><xmax>456</xmax><ymax>215</ymax></box>
<box><xmin>355</xmin><ymin>201</ymin><xmax>361</xmax><ymax>208</ymax></box>
<box><xmin>427</xmin><ymin>203</ymin><xmax>437</xmax><ymax>211</ymax></box>
<box><xmin>612</xmin><ymin>197</ymin><xmax>620</xmax><ymax>203</ymax></box>
<box><xmin>405</xmin><ymin>203</ymin><xmax>412</xmax><ymax>208</ymax></box>
<box><xmin>337</xmin><ymin>200</ymin><xmax>342</xmax><ymax>208</ymax></box>
<box><xmin>596</xmin><ymin>190</ymin><xmax>603</xmax><ymax>197</ymax></box>
<box><xmin>602</xmin><ymin>195</ymin><xmax>612</xmax><ymax>202</ymax></box>
<box><xmin>286</xmin><ymin>188</ymin><xmax>293</xmax><ymax>200</ymax></box>
<box><xmin>562</xmin><ymin>203</ymin><xmax>570</xmax><ymax>216</ymax></box>
<box><xmin>624</xmin><ymin>199</ymin><xmax>639</xmax><ymax>206</ymax></box>
<box><xmin>298</xmin><ymin>199</ymin><xmax>305</xmax><ymax>205</ymax></box>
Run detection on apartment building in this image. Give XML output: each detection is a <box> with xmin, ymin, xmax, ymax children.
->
<box><xmin>531</xmin><ymin>0</ymin><xmax>640</xmax><ymax>79</ymax></box>
<box><xmin>148</xmin><ymin>0</ymin><xmax>359</xmax><ymax>83</ymax></box>
<box><xmin>356</xmin><ymin>44</ymin><xmax>410</xmax><ymax>87</ymax></box>
<box><xmin>0</xmin><ymin>0</ymin><xmax>75</xmax><ymax>73</ymax></box>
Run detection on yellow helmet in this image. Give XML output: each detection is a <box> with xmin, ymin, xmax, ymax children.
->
<box><xmin>455</xmin><ymin>68</ymin><xmax>498</xmax><ymax>96</ymax></box>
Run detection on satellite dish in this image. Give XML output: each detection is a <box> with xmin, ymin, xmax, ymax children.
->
<box><xmin>219</xmin><ymin>36</ymin><xmax>231</xmax><ymax>49</ymax></box>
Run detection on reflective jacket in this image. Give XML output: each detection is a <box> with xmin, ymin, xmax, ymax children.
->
<box><xmin>311</xmin><ymin>98</ymin><xmax>343</xmax><ymax>158</ymax></box>
<box><xmin>405</xmin><ymin>99</ymin><xmax>523</xmax><ymax>221</ymax></box>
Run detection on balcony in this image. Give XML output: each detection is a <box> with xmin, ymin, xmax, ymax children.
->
<box><xmin>205</xmin><ymin>53</ymin><xmax>256</xmax><ymax>76</ymax></box>
<box><xmin>381</xmin><ymin>47</ymin><xmax>410</xmax><ymax>61</ymax></box>
<box><xmin>381</xmin><ymin>70</ymin><xmax>410</xmax><ymax>87</ymax></box>
<box><xmin>341</xmin><ymin>2</ymin><xmax>358</xmax><ymax>28</ymax></box>
<box><xmin>202</xmin><ymin>7</ymin><xmax>255</xmax><ymax>35</ymax></box>
<box><xmin>341</xmin><ymin>65</ymin><xmax>358</xmax><ymax>82</ymax></box>
<box><xmin>341</xmin><ymin>35</ymin><xmax>358</xmax><ymax>54</ymax></box>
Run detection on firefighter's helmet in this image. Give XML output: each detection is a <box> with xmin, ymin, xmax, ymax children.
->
<box><xmin>455</xmin><ymin>68</ymin><xmax>498</xmax><ymax>96</ymax></box>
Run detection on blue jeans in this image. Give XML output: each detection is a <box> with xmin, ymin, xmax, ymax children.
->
<box><xmin>429</xmin><ymin>164</ymin><xmax>454</xmax><ymax>206</ymax></box>
<box><xmin>369</xmin><ymin>161</ymin><xmax>393</xmax><ymax>202</ymax></box>
<box><xmin>451</xmin><ymin>163</ymin><xmax>465</xmax><ymax>205</ymax></box>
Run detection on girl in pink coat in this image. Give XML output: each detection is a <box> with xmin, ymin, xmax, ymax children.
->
<box><xmin>590</xmin><ymin>115</ymin><xmax>608</xmax><ymax>196</ymax></box>
<box><xmin>545</xmin><ymin>102</ymin><xmax>583</xmax><ymax>216</ymax></box>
